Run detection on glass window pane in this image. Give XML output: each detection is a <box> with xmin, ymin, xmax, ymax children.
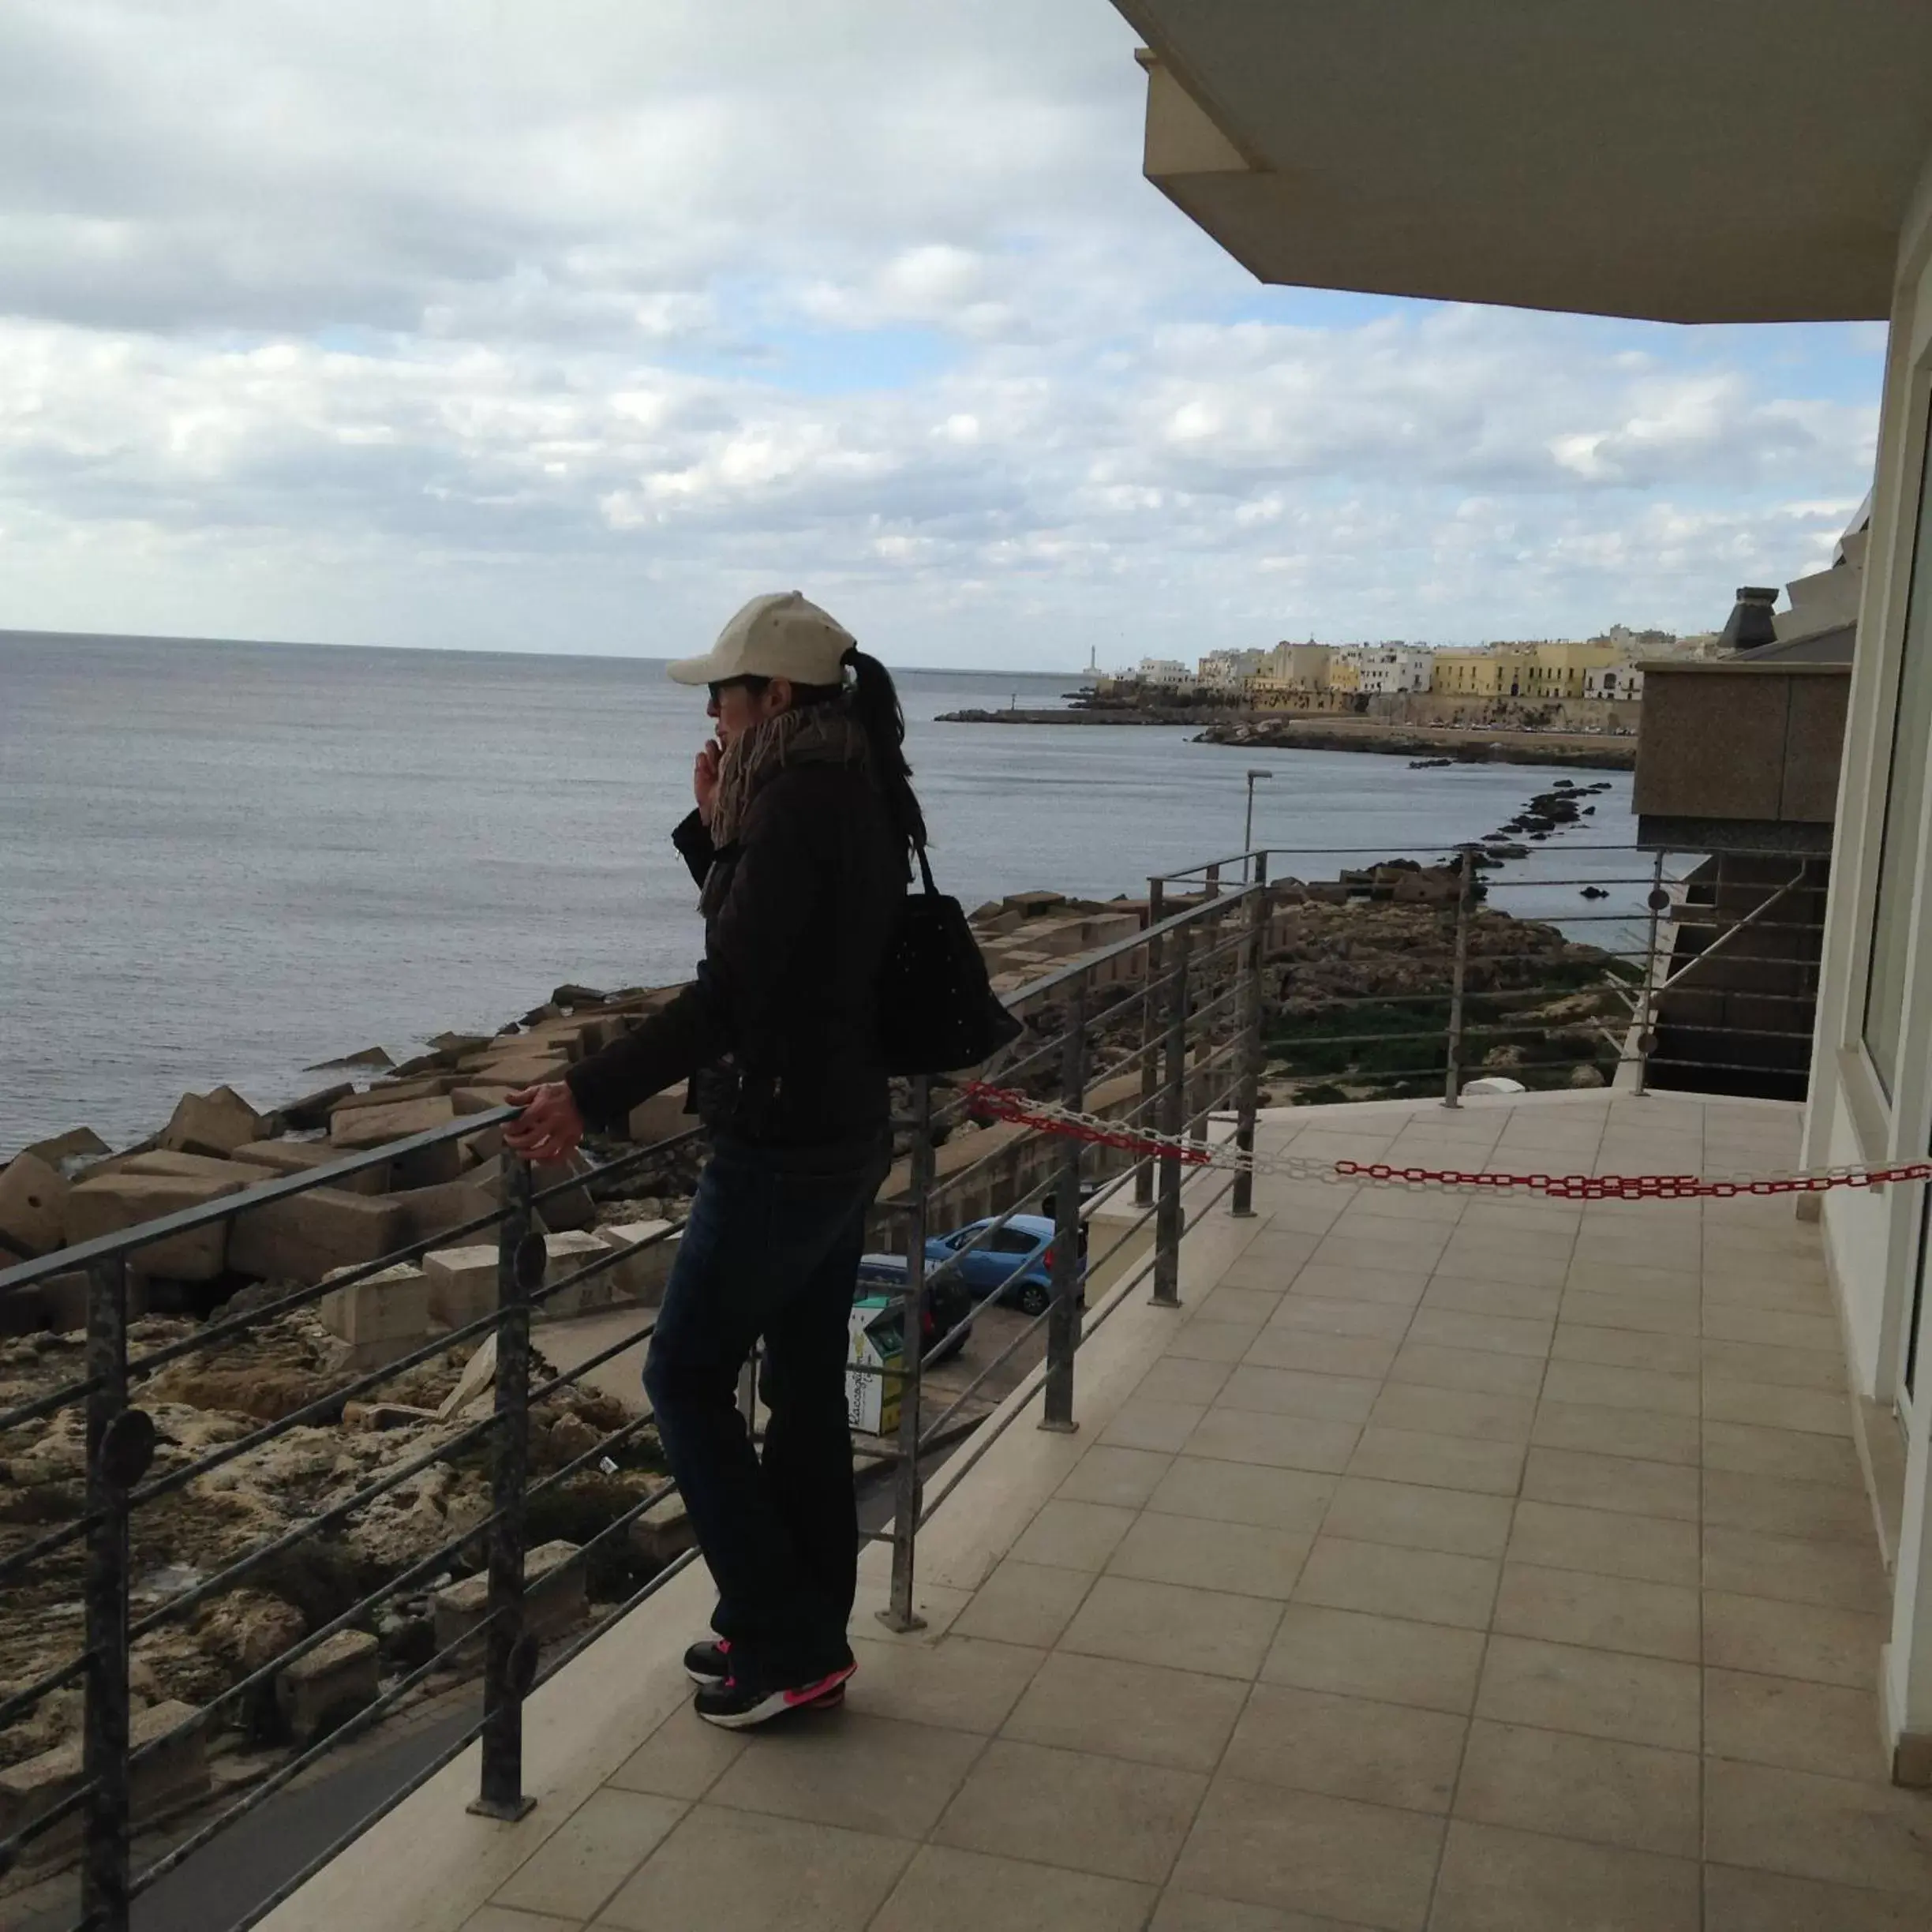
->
<box><xmin>1861</xmin><ymin>395</ymin><xmax>1932</xmax><ymax>1096</ymax></box>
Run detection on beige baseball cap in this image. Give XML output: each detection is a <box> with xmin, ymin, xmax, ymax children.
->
<box><xmin>666</xmin><ymin>591</ymin><xmax>856</xmax><ymax>687</ymax></box>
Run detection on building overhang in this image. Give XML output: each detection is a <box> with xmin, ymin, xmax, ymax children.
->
<box><xmin>1114</xmin><ymin>2</ymin><xmax>1932</xmax><ymax>324</ymax></box>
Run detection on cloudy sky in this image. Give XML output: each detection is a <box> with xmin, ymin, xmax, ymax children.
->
<box><xmin>0</xmin><ymin>0</ymin><xmax>1886</xmax><ymax>671</ymax></box>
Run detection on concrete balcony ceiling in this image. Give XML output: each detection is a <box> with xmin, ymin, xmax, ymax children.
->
<box><xmin>1114</xmin><ymin>0</ymin><xmax>1932</xmax><ymax>322</ymax></box>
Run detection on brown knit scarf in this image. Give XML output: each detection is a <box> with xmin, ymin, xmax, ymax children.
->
<box><xmin>701</xmin><ymin>702</ymin><xmax>872</xmax><ymax>912</ymax></box>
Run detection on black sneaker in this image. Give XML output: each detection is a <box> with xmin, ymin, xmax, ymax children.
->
<box><xmin>694</xmin><ymin>1661</ymin><xmax>856</xmax><ymax>1730</ymax></box>
<box><xmin>683</xmin><ymin>1638</ymin><xmax>732</xmax><ymax>1686</ymax></box>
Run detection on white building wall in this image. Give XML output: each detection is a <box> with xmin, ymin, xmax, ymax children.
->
<box><xmin>1800</xmin><ymin>134</ymin><xmax>1932</xmax><ymax>1777</ymax></box>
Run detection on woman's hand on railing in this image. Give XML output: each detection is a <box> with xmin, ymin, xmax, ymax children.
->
<box><xmin>504</xmin><ymin>1081</ymin><xmax>586</xmax><ymax>1163</ymax></box>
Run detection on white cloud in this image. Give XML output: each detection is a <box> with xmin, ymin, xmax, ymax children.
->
<box><xmin>0</xmin><ymin>0</ymin><xmax>1888</xmax><ymax>666</ymax></box>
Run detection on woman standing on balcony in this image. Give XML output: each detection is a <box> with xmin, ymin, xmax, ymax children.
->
<box><xmin>504</xmin><ymin>591</ymin><xmax>921</xmax><ymax>1728</ymax></box>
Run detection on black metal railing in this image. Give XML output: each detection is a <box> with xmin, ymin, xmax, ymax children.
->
<box><xmin>0</xmin><ymin>831</ymin><xmax>1826</xmax><ymax>1926</ymax></box>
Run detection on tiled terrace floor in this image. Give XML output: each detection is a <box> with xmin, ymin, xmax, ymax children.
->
<box><xmin>462</xmin><ymin>1094</ymin><xmax>1930</xmax><ymax>1932</ymax></box>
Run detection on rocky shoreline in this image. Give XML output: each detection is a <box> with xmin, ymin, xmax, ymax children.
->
<box><xmin>1194</xmin><ymin>716</ymin><xmax>1637</xmax><ymax>769</ymax></box>
<box><xmin>931</xmin><ymin>705</ymin><xmax>1638</xmax><ymax>769</ymax></box>
<box><xmin>0</xmin><ymin>795</ymin><xmax>1627</xmax><ymax>1843</ymax></box>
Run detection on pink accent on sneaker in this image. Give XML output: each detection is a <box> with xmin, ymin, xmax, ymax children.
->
<box><xmin>782</xmin><ymin>1662</ymin><xmax>856</xmax><ymax>1708</ymax></box>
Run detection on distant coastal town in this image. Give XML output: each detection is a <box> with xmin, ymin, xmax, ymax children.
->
<box><xmin>1086</xmin><ymin>622</ymin><xmax>1728</xmax><ymax>733</ymax></box>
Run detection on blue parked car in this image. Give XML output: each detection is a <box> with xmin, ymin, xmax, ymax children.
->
<box><xmin>927</xmin><ymin>1212</ymin><xmax>1088</xmax><ymax>1318</ymax></box>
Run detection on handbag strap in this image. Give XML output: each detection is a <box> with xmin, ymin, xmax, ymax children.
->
<box><xmin>912</xmin><ymin>840</ymin><xmax>939</xmax><ymax>897</ymax></box>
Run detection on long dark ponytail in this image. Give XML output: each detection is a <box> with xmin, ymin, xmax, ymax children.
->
<box><xmin>841</xmin><ymin>647</ymin><xmax>927</xmax><ymax>859</ymax></box>
<box><xmin>788</xmin><ymin>647</ymin><xmax>928</xmax><ymax>860</ymax></box>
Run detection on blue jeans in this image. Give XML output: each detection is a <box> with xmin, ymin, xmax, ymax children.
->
<box><xmin>643</xmin><ymin>1134</ymin><xmax>889</xmax><ymax>1688</ymax></box>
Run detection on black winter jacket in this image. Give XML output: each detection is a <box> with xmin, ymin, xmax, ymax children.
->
<box><xmin>564</xmin><ymin>762</ymin><xmax>906</xmax><ymax>1153</ymax></box>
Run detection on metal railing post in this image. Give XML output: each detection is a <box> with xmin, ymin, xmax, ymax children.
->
<box><xmin>1135</xmin><ymin>878</ymin><xmax>1166</xmax><ymax>1210</ymax></box>
<box><xmin>881</xmin><ymin>1077</ymin><xmax>933</xmax><ymax>1632</ymax></box>
<box><xmin>471</xmin><ymin>1158</ymin><xmax>537</xmax><ymax>1822</ymax></box>
<box><xmin>1636</xmin><ymin>849</ymin><xmax>1668</xmax><ymax>1097</ymax></box>
<box><xmin>1042</xmin><ymin>974</ymin><xmax>1088</xmax><ymax>1432</ymax></box>
<box><xmin>1442</xmin><ymin>845</ymin><xmax>1475</xmax><ymax>1109</ymax></box>
<box><xmin>1153</xmin><ymin>917</ymin><xmax>1193</xmax><ymax>1307</ymax></box>
<box><xmin>1231</xmin><ymin>860</ymin><xmax>1271</xmax><ymax>1219</ymax></box>
<box><xmin>80</xmin><ymin>1255</ymin><xmax>140</xmax><ymax>1932</ymax></box>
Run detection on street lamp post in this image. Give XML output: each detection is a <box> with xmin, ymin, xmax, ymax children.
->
<box><xmin>1244</xmin><ymin>768</ymin><xmax>1272</xmax><ymax>859</ymax></box>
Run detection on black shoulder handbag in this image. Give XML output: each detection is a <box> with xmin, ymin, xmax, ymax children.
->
<box><xmin>878</xmin><ymin>844</ymin><xmax>1023</xmax><ymax>1075</ymax></box>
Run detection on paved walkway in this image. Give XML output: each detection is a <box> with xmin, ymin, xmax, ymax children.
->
<box><xmin>459</xmin><ymin>1095</ymin><xmax>1930</xmax><ymax>1932</ymax></box>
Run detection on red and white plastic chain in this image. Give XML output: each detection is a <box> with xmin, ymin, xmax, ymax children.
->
<box><xmin>958</xmin><ymin>1082</ymin><xmax>1932</xmax><ymax>1204</ymax></box>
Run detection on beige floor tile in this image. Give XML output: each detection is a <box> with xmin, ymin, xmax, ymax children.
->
<box><xmin>1266</xmin><ymin>1294</ymin><xmax>1415</xmax><ymax>1340</ymax></box>
<box><xmin>1436</xmin><ymin>1233</ymin><xmax>1574</xmax><ymax>1288</ymax></box>
<box><xmin>1219</xmin><ymin>1362</ymin><xmax>1382</xmax><ymax>1423</ymax></box>
<box><xmin>706</xmin><ymin>1711</ymin><xmax>984</xmax><ymax>1839</ymax></box>
<box><xmin>1704</xmin><ymin>1862</ymin><xmax>1931</xmax><ymax>1930</ymax></box>
<box><xmin>1702</xmin><ymin>1525</ymin><xmax>1889</xmax><ymax>1615</ymax></box>
<box><xmin>1009</xmin><ymin>1499</ymin><xmax>1140</xmax><ymax>1572</ymax></box>
<box><xmin>1139</xmin><ymin>1355</ymin><xmax>1237</xmax><ymax>1405</ymax></box>
<box><xmin>1507</xmin><ymin>1499</ymin><xmax>1698</xmax><ymax>1586</ymax></box>
<box><xmin>1002</xmin><ymin>1650</ymin><xmax>1249</xmax><ymax>1771</ymax></box>
<box><xmin>1704</xmin><ymin>1668</ymin><xmax>1889</xmax><ymax>1783</ymax></box>
<box><xmin>1294</xmin><ymin>1536</ymin><xmax>1500</xmax><ymax>1631</ymax></box>
<box><xmin>1170</xmin><ymin>1776</ymin><xmax>1444</xmax><ymax>1930</ymax></box>
<box><xmin>1541</xmin><ymin>1358</ymin><xmax>1700</xmax><ymax>1417</ymax></box>
<box><xmin>1552</xmin><ymin>1323</ymin><xmax>1702</xmax><ymax>1376</ymax></box>
<box><xmin>870</xmin><ymin>1844</ymin><xmax>1153</xmax><ymax>1932</ymax></box>
<box><xmin>1145</xmin><ymin>1455</ymin><xmax>1337</xmax><ymax>1533</ymax></box>
<box><xmin>1102</xmin><ymin>1397</ymin><xmax>1211</xmax><ymax>1454</ymax></box>
<box><xmin>1701</xmin><ymin>1304</ymin><xmax>1840</xmax><ymax>1352</ymax></box>
<box><xmin>1702</xmin><ymin>1270</ymin><xmax>1833</xmax><ymax>1316</ymax></box>
<box><xmin>1429</xmin><ymin>1818</ymin><xmax>1699</xmax><ymax>1932</ymax></box>
<box><xmin>1369</xmin><ymin>1382</ymin><xmax>1536</xmax><ymax>1444</ymax></box>
<box><xmin>1701</xmin><ymin>1421</ymin><xmax>1865</xmax><ymax>1487</ymax></box>
<box><xmin>1194</xmin><ymin>1286</ymin><xmax>1292</xmax><ymax>1327</ymax></box>
<box><xmin>1700</xmin><ymin>1337</ymin><xmax>1847</xmax><ymax>1392</ymax></box>
<box><xmin>1476</xmin><ymin>1634</ymin><xmax>1701</xmax><ymax>1750</ymax></box>
<box><xmin>1335</xmin><ymin>1187</ymin><xmax>1465</xmax><ymax>1227</ymax></box>
<box><xmin>1704</xmin><ymin>1757</ymin><xmax>1932</xmax><ymax>1893</ymax></box>
<box><xmin>1703</xmin><ymin>1377</ymin><xmax>1851</xmax><ymax>1438</ymax></box>
<box><xmin>1702</xmin><ymin>1467</ymin><xmax>1875</xmax><ymax>1542</ymax></box>
<box><xmin>1387</xmin><ymin>1342</ymin><xmax>1544</xmax><ymax>1398</ymax></box>
<box><xmin>607</xmin><ymin>1702</ymin><xmax>746</xmax><ymax>1800</ymax></box>
<box><xmin>1109</xmin><ymin>1509</ymin><xmax>1313</xmax><ymax>1600</ymax></box>
<box><xmin>848</xmin><ymin>1575</ymin><xmax>972</xmax><ymax>1642</ymax></box>
<box><xmin>1059</xmin><ymin>1445</ymin><xmax>1176</xmax><ymax>1510</ymax></box>
<box><xmin>1559</xmin><ymin>1287</ymin><xmax>1702</xmax><ymax>1338</ymax></box>
<box><xmin>1462</xmin><ymin>1198</ymin><xmax>1587</xmax><ymax>1237</ymax></box>
<box><xmin>1289</xmin><ymin>1260</ymin><xmax>1431</xmax><ymax>1307</ymax></box>
<box><xmin>1521</xmin><ymin>1445</ymin><xmax>1700</xmax><ymax>1522</ymax></box>
<box><xmin>1167</xmin><ymin>1321</ymin><xmax>1267</xmax><ymax>1365</ymax></box>
<box><xmin>1187</xmin><ymin>1406</ymin><xmax>1361</xmax><ymax>1473</ymax></box>
<box><xmin>934</xmin><ymin>1738</ymin><xmax>1207</xmax><ymax>1885</ymax></box>
<box><xmin>1493</xmin><ymin>1561</ymin><xmax>1699</xmax><ymax>1661</ymax></box>
<box><xmin>1403</xmin><ymin>1306</ymin><xmax>1552</xmax><ymax>1358</ymax></box>
<box><xmin>494</xmin><ymin>1788</ymin><xmax>686</xmax><ymax>1921</ymax></box>
<box><xmin>1565</xmin><ymin>1260</ymin><xmax>1701</xmax><ymax>1301</ymax></box>
<box><xmin>1422</xmin><ymin>1275</ymin><xmax>1563</xmax><ymax>1322</ymax></box>
<box><xmin>597</xmin><ymin>1805</ymin><xmax>911</xmax><ymax>1932</ymax></box>
<box><xmin>1263</xmin><ymin>1604</ymin><xmax>1487</xmax><ymax>1714</ymax></box>
<box><xmin>458</xmin><ymin>1908</ymin><xmax>576</xmax><ymax>1932</ymax></box>
<box><xmin>953</xmin><ymin>1559</ymin><xmax>1095</xmax><ymax>1647</ymax></box>
<box><xmin>1320</xmin><ymin>1476</ymin><xmax>1515</xmax><ymax>1559</ymax></box>
<box><xmin>1222</xmin><ymin>1682</ymin><xmax>1466</xmax><ymax>1813</ymax></box>
<box><xmin>1702</xmin><ymin>1590</ymin><xmax>1887</xmax><ymax>1689</ymax></box>
<box><xmin>1454</xmin><ymin>1719</ymin><xmax>1700</xmax><ymax>1856</ymax></box>
<box><xmin>1346</xmin><ymin>1424</ymin><xmax>1526</xmax><ymax>1496</ymax></box>
<box><xmin>1533</xmin><ymin>1398</ymin><xmax>1701</xmax><ymax>1465</ymax></box>
<box><xmin>1243</xmin><ymin>1327</ymin><xmax>1401</xmax><ymax>1378</ymax></box>
<box><xmin>1309</xmin><ymin>1234</ymin><xmax>1451</xmax><ymax>1279</ymax></box>
<box><xmin>1061</xmin><ymin>1574</ymin><xmax>1283</xmax><ymax>1679</ymax></box>
<box><xmin>1216</xmin><ymin>1254</ymin><xmax>1314</xmax><ymax>1297</ymax></box>
<box><xmin>844</xmin><ymin>1634</ymin><xmax>1044</xmax><ymax>1735</ymax></box>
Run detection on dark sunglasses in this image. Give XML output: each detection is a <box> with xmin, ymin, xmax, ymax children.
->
<box><xmin>707</xmin><ymin>676</ymin><xmax>769</xmax><ymax>703</ymax></box>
